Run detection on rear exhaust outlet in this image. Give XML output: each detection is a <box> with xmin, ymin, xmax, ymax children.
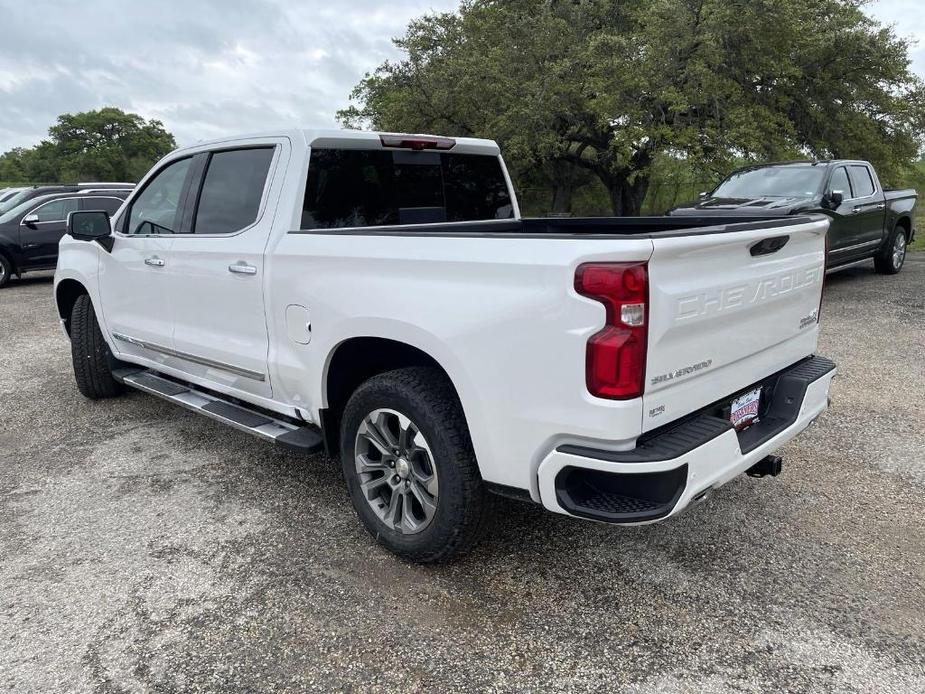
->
<box><xmin>747</xmin><ymin>455</ymin><xmax>783</xmax><ymax>478</ymax></box>
<box><xmin>692</xmin><ymin>487</ymin><xmax>713</xmax><ymax>504</ymax></box>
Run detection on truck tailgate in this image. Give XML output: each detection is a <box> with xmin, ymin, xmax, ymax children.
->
<box><xmin>643</xmin><ymin>217</ymin><xmax>829</xmax><ymax>432</ymax></box>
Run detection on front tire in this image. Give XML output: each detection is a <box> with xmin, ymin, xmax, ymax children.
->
<box><xmin>340</xmin><ymin>367</ymin><xmax>490</xmax><ymax>563</ymax></box>
<box><xmin>0</xmin><ymin>254</ymin><xmax>12</xmax><ymax>288</ymax></box>
<box><xmin>70</xmin><ymin>294</ymin><xmax>125</xmax><ymax>400</ymax></box>
<box><xmin>874</xmin><ymin>225</ymin><xmax>908</xmax><ymax>275</ymax></box>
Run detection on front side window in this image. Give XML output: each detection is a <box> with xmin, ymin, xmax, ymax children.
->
<box><xmin>829</xmin><ymin>167</ymin><xmax>851</xmax><ymax>198</ymax></box>
<box><xmin>848</xmin><ymin>166</ymin><xmax>875</xmax><ymax>198</ymax></box>
<box><xmin>193</xmin><ymin>147</ymin><xmax>274</xmax><ymax>234</ymax></box>
<box><xmin>302</xmin><ymin>149</ymin><xmax>514</xmax><ymax>229</ymax></box>
<box><xmin>126</xmin><ymin>157</ymin><xmax>193</xmax><ymax>235</ymax></box>
<box><xmin>30</xmin><ymin>198</ymin><xmax>79</xmax><ymax>223</ymax></box>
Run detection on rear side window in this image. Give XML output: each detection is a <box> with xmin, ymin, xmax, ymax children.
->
<box><xmin>829</xmin><ymin>167</ymin><xmax>851</xmax><ymax>197</ymax></box>
<box><xmin>82</xmin><ymin>197</ymin><xmax>123</xmax><ymax>215</ymax></box>
<box><xmin>848</xmin><ymin>166</ymin><xmax>875</xmax><ymax>197</ymax></box>
<box><xmin>302</xmin><ymin>149</ymin><xmax>514</xmax><ymax>229</ymax></box>
<box><xmin>193</xmin><ymin>147</ymin><xmax>274</xmax><ymax>234</ymax></box>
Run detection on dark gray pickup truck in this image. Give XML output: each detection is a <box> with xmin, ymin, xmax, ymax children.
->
<box><xmin>669</xmin><ymin>160</ymin><xmax>917</xmax><ymax>274</ymax></box>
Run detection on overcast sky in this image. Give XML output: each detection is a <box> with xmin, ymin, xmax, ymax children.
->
<box><xmin>0</xmin><ymin>0</ymin><xmax>922</xmax><ymax>153</ymax></box>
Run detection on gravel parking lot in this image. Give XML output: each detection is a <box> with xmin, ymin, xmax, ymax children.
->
<box><xmin>1</xmin><ymin>259</ymin><xmax>923</xmax><ymax>693</ymax></box>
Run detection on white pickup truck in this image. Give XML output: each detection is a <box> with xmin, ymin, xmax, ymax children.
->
<box><xmin>55</xmin><ymin>129</ymin><xmax>836</xmax><ymax>562</ymax></box>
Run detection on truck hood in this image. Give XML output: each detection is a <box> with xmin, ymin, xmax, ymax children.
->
<box><xmin>668</xmin><ymin>196</ymin><xmax>816</xmax><ymax>216</ymax></box>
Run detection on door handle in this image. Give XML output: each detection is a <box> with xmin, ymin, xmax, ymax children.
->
<box><xmin>228</xmin><ymin>262</ymin><xmax>257</xmax><ymax>275</ymax></box>
<box><xmin>144</xmin><ymin>256</ymin><xmax>165</xmax><ymax>267</ymax></box>
<box><xmin>875</xmin><ymin>203</ymin><xmax>886</xmax><ymax>210</ymax></box>
<box><xmin>851</xmin><ymin>206</ymin><xmax>862</xmax><ymax>214</ymax></box>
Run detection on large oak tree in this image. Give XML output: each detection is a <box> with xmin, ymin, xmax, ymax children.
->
<box><xmin>0</xmin><ymin>107</ymin><xmax>176</xmax><ymax>184</ymax></box>
<box><xmin>340</xmin><ymin>0</ymin><xmax>925</xmax><ymax>215</ymax></box>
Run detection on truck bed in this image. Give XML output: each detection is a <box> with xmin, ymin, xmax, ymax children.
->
<box><xmin>295</xmin><ymin>214</ymin><xmax>819</xmax><ymax>238</ymax></box>
<box><xmin>883</xmin><ymin>187</ymin><xmax>917</xmax><ymax>200</ymax></box>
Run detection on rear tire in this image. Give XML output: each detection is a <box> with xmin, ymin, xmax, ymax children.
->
<box><xmin>0</xmin><ymin>254</ymin><xmax>12</xmax><ymax>288</ymax></box>
<box><xmin>70</xmin><ymin>294</ymin><xmax>125</xmax><ymax>400</ymax></box>
<box><xmin>340</xmin><ymin>367</ymin><xmax>490</xmax><ymax>563</ymax></box>
<box><xmin>874</xmin><ymin>225</ymin><xmax>908</xmax><ymax>275</ymax></box>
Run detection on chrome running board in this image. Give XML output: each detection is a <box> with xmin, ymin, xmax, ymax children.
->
<box><xmin>114</xmin><ymin>368</ymin><xmax>323</xmax><ymax>453</ymax></box>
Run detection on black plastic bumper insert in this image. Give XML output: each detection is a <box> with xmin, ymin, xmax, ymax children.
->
<box><xmin>555</xmin><ymin>464</ymin><xmax>688</xmax><ymax>523</ymax></box>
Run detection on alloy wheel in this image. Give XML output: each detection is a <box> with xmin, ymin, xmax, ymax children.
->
<box><xmin>892</xmin><ymin>232</ymin><xmax>907</xmax><ymax>270</ymax></box>
<box><xmin>354</xmin><ymin>408</ymin><xmax>439</xmax><ymax>534</ymax></box>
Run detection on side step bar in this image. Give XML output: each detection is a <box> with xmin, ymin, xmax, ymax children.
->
<box><xmin>113</xmin><ymin>368</ymin><xmax>324</xmax><ymax>453</ymax></box>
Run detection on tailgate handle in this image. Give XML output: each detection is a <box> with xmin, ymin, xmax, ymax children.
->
<box><xmin>750</xmin><ymin>236</ymin><xmax>790</xmax><ymax>257</ymax></box>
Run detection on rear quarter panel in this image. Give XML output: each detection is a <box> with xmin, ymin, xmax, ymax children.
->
<box><xmin>885</xmin><ymin>190</ymin><xmax>917</xmax><ymax>227</ymax></box>
<box><xmin>266</xmin><ymin>230</ymin><xmax>654</xmax><ymax>493</ymax></box>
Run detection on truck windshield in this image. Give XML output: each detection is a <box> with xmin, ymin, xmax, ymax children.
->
<box><xmin>712</xmin><ymin>165</ymin><xmax>826</xmax><ymax>199</ymax></box>
<box><xmin>302</xmin><ymin>149</ymin><xmax>514</xmax><ymax>229</ymax></box>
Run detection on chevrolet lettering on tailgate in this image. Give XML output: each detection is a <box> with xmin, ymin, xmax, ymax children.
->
<box><xmin>676</xmin><ymin>266</ymin><xmax>822</xmax><ymax>321</ymax></box>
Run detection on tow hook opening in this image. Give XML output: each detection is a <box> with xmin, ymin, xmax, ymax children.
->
<box><xmin>747</xmin><ymin>455</ymin><xmax>783</xmax><ymax>478</ymax></box>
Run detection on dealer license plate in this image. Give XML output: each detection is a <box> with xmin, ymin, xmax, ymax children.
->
<box><xmin>730</xmin><ymin>387</ymin><xmax>762</xmax><ymax>430</ymax></box>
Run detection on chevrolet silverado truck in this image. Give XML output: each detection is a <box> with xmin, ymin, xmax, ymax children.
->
<box><xmin>669</xmin><ymin>160</ymin><xmax>916</xmax><ymax>274</ymax></box>
<box><xmin>55</xmin><ymin>130</ymin><xmax>836</xmax><ymax>562</ymax></box>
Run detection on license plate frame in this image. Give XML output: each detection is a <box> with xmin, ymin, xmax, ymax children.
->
<box><xmin>729</xmin><ymin>387</ymin><xmax>762</xmax><ymax>430</ymax></box>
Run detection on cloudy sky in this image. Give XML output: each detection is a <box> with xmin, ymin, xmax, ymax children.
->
<box><xmin>0</xmin><ymin>0</ymin><xmax>922</xmax><ymax>153</ymax></box>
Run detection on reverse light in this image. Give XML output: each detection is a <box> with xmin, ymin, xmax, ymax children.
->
<box><xmin>379</xmin><ymin>135</ymin><xmax>456</xmax><ymax>151</ymax></box>
<box><xmin>575</xmin><ymin>263</ymin><xmax>649</xmax><ymax>400</ymax></box>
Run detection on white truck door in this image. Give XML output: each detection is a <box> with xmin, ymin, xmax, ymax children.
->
<box><xmin>163</xmin><ymin>141</ymin><xmax>287</xmax><ymax>401</ymax></box>
<box><xmin>99</xmin><ymin>156</ymin><xmax>195</xmax><ymax>364</ymax></box>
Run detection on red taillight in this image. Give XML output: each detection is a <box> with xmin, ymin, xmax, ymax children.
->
<box><xmin>379</xmin><ymin>135</ymin><xmax>456</xmax><ymax>151</ymax></box>
<box><xmin>575</xmin><ymin>263</ymin><xmax>648</xmax><ymax>400</ymax></box>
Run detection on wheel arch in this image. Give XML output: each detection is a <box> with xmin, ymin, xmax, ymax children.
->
<box><xmin>55</xmin><ymin>278</ymin><xmax>90</xmax><ymax>337</ymax></box>
<box><xmin>895</xmin><ymin>215</ymin><xmax>912</xmax><ymax>239</ymax></box>
<box><xmin>0</xmin><ymin>247</ymin><xmax>16</xmax><ymax>277</ymax></box>
<box><xmin>320</xmin><ymin>336</ymin><xmax>466</xmax><ymax>458</ymax></box>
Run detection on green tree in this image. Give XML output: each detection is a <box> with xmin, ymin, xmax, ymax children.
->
<box><xmin>0</xmin><ymin>107</ymin><xmax>176</xmax><ymax>184</ymax></box>
<box><xmin>340</xmin><ymin>0</ymin><xmax>925</xmax><ymax>215</ymax></box>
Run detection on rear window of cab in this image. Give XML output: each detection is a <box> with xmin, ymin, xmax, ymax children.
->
<box><xmin>301</xmin><ymin>149</ymin><xmax>514</xmax><ymax>230</ymax></box>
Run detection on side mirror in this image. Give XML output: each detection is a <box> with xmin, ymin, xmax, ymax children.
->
<box><xmin>828</xmin><ymin>190</ymin><xmax>844</xmax><ymax>207</ymax></box>
<box><xmin>698</xmin><ymin>191</ymin><xmax>708</xmax><ymax>199</ymax></box>
<box><xmin>22</xmin><ymin>213</ymin><xmax>39</xmax><ymax>226</ymax></box>
<box><xmin>67</xmin><ymin>210</ymin><xmax>113</xmax><ymax>251</ymax></box>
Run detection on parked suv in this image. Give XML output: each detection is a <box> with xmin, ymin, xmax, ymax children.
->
<box><xmin>0</xmin><ymin>182</ymin><xmax>134</xmax><ymax>215</ymax></box>
<box><xmin>0</xmin><ymin>190</ymin><xmax>129</xmax><ymax>287</ymax></box>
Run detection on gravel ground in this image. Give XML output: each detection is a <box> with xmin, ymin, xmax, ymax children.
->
<box><xmin>1</xmin><ymin>258</ymin><xmax>923</xmax><ymax>693</ymax></box>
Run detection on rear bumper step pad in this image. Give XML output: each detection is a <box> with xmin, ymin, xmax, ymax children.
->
<box><xmin>115</xmin><ymin>368</ymin><xmax>323</xmax><ymax>453</ymax></box>
<box><xmin>557</xmin><ymin>355</ymin><xmax>836</xmax><ymax>465</ymax></box>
